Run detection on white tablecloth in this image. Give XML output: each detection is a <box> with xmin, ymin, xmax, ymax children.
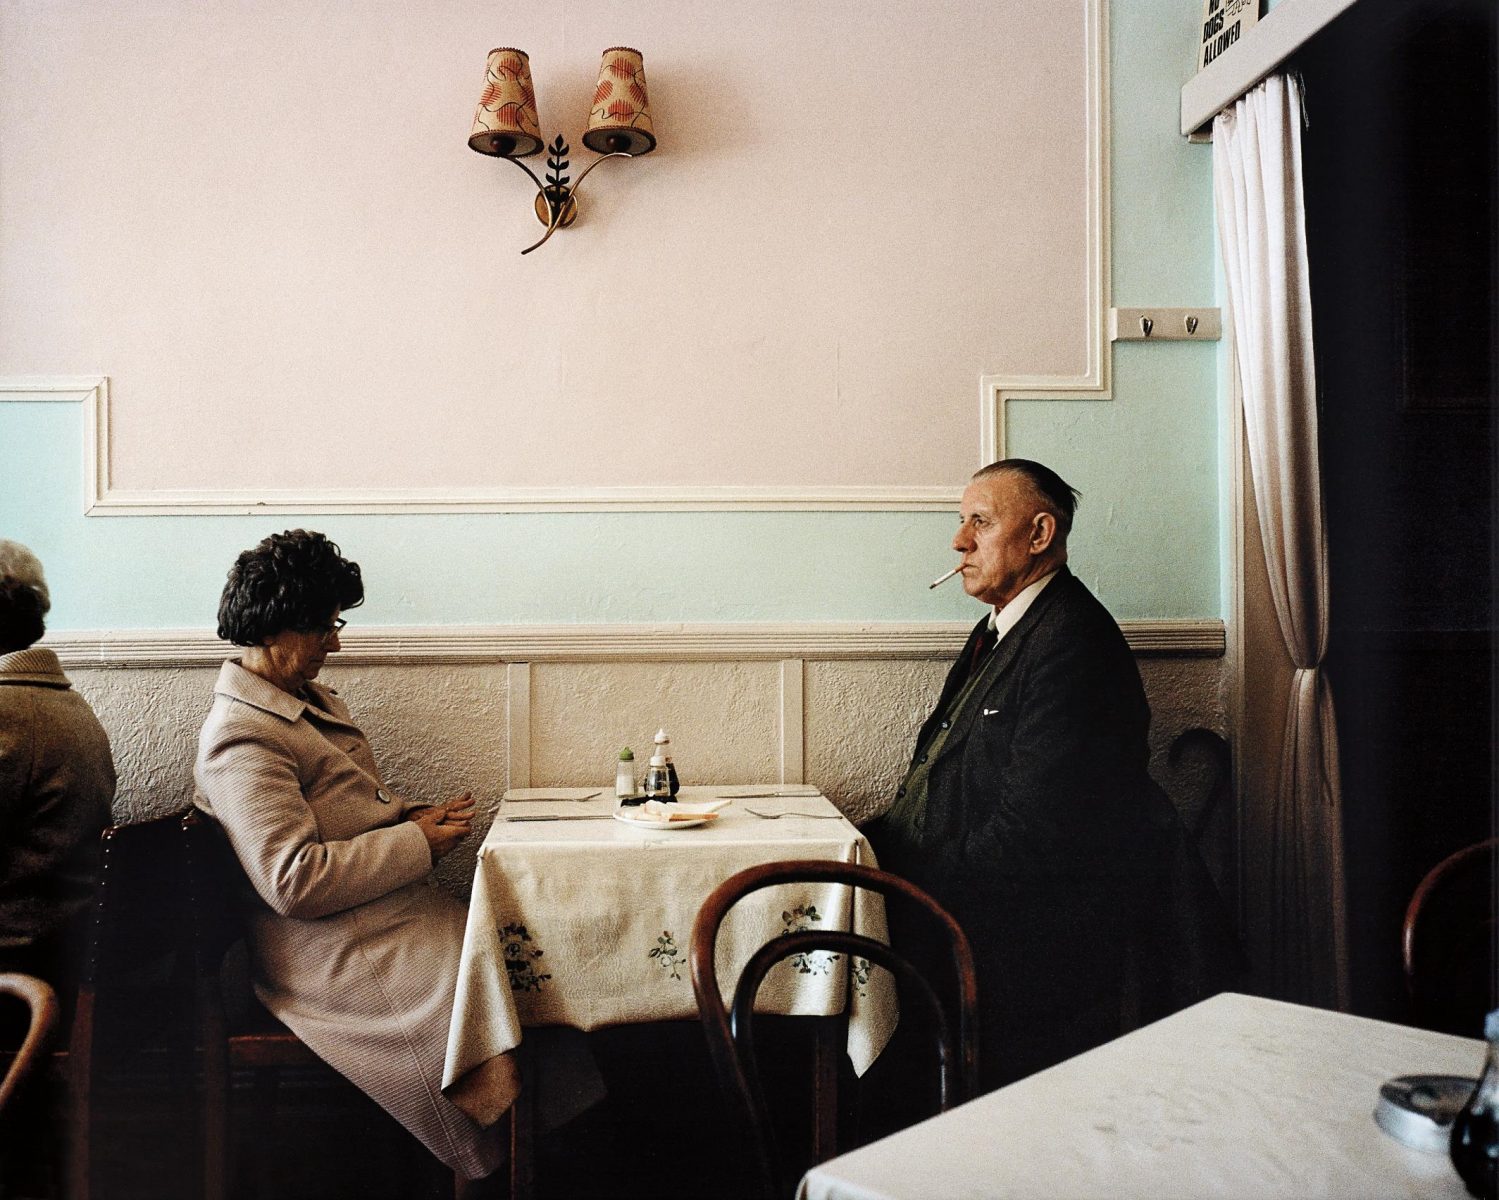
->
<box><xmin>443</xmin><ymin>786</ymin><xmax>898</xmax><ymax>1115</ymax></box>
<box><xmin>798</xmin><ymin>992</ymin><xmax>1483</xmax><ymax>1200</ymax></box>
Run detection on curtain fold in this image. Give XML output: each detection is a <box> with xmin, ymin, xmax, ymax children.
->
<box><xmin>1212</xmin><ymin>74</ymin><xmax>1349</xmax><ymax>1009</ymax></box>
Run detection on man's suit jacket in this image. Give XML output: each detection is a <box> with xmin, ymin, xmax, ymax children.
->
<box><xmin>871</xmin><ymin>566</ymin><xmax>1166</xmax><ymax>1084</ymax></box>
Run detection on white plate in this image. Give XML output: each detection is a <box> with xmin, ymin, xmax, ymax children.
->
<box><xmin>613</xmin><ymin>810</ymin><xmax>715</xmax><ymax>831</ymax></box>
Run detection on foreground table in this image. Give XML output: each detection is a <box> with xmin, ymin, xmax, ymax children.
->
<box><xmin>443</xmin><ymin>786</ymin><xmax>898</xmax><ymax>1123</ymax></box>
<box><xmin>798</xmin><ymin>992</ymin><xmax>1483</xmax><ymax>1200</ymax></box>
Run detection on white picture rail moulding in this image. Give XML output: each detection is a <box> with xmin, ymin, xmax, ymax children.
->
<box><xmin>4</xmin><ymin>1</ymin><xmax>1115</xmax><ymax>515</ymax></box>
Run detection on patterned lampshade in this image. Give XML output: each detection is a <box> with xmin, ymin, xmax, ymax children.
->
<box><xmin>469</xmin><ymin>47</ymin><xmax>544</xmax><ymax>158</ymax></box>
<box><xmin>582</xmin><ymin>47</ymin><xmax>656</xmax><ymax>155</ymax></box>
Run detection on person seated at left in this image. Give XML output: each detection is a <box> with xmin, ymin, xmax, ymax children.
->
<box><xmin>0</xmin><ymin>539</ymin><xmax>116</xmax><ymax>1027</ymax></box>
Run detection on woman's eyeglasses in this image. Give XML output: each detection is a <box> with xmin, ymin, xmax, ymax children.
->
<box><xmin>319</xmin><ymin>618</ymin><xmax>348</xmax><ymax>639</ymax></box>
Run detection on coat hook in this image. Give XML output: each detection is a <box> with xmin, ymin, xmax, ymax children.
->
<box><xmin>1185</xmin><ymin>314</ymin><xmax>1199</xmax><ymax>335</ymax></box>
<box><xmin>1140</xmin><ymin>316</ymin><xmax>1154</xmax><ymax>337</ymax></box>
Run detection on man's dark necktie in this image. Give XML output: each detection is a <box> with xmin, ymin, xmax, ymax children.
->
<box><xmin>965</xmin><ymin>623</ymin><xmax>998</xmax><ymax>683</ymax></box>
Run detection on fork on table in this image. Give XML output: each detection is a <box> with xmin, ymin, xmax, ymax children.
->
<box><xmin>744</xmin><ymin>807</ymin><xmax>845</xmax><ymax>820</ymax></box>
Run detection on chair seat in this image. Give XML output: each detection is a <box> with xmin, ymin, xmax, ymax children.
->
<box><xmin>225</xmin><ymin>994</ymin><xmax>323</xmax><ymax>1067</ymax></box>
<box><xmin>227</xmin><ymin>1022</ymin><xmax>324</xmax><ymax>1070</ymax></box>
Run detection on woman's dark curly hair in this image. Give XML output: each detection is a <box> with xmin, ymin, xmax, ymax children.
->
<box><xmin>216</xmin><ymin>529</ymin><xmax>364</xmax><ymax>646</ymax></box>
<box><xmin>0</xmin><ymin>577</ymin><xmax>47</xmax><ymax>652</ymax></box>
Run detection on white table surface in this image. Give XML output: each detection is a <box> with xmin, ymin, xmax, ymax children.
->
<box><xmin>443</xmin><ymin>786</ymin><xmax>898</xmax><ymax>1105</ymax></box>
<box><xmin>798</xmin><ymin>992</ymin><xmax>1483</xmax><ymax>1200</ymax></box>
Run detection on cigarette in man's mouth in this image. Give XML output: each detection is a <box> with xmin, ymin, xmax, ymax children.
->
<box><xmin>929</xmin><ymin>566</ymin><xmax>963</xmax><ymax>589</ymax></box>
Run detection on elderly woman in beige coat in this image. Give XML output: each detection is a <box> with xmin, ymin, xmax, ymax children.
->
<box><xmin>193</xmin><ymin>529</ymin><xmax>506</xmax><ymax>1184</ymax></box>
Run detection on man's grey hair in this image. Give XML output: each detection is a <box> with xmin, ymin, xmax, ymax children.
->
<box><xmin>973</xmin><ymin>459</ymin><xmax>1082</xmax><ymax>539</ymax></box>
<box><xmin>0</xmin><ymin>539</ymin><xmax>50</xmax><ymax>614</ymax></box>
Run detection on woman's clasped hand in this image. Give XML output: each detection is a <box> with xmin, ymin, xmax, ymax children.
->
<box><xmin>410</xmin><ymin>792</ymin><xmax>477</xmax><ymax>861</ymax></box>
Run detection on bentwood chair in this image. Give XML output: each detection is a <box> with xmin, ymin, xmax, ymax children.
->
<box><xmin>0</xmin><ymin>972</ymin><xmax>59</xmax><ymax>1113</ymax></box>
<box><xmin>690</xmin><ymin>860</ymin><xmax>978</xmax><ymax>1200</ymax></box>
<box><xmin>0</xmin><ymin>972</ymin><xmax>62</xmax><ymax>1199</ymax></box>
<box><xmin>1402</xmin><ymin>836</ymin><xmax>1498</xmax><ymax>1037</ymax></box>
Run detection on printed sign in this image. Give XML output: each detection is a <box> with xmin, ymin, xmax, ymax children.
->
<box><xmin>1199</xmin><ymin>0</ymin><xmax>1260</xmax><ymax>71</ymax></box>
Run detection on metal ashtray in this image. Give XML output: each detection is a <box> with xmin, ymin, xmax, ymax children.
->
<box><xmin>1374</xmin><ymin>1074</ymin><xmax>1477</xmax><ymax>1152</ymax></box>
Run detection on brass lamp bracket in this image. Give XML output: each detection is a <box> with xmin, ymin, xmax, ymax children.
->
<box><xmin>503</xmin><ymin>135</ymin><xmax>634</xmax><ymax>255</ymax></box>
<box><xmin>533</xmin><ymin>136</ymin><xmax>580</xmax><ymax>230</ymax></box>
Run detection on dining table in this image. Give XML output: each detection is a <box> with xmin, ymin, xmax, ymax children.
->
<box><xmin>441</xmin><ymin>784</ymin><xmax>899</xmax><ymax>1135</ymax></box>
<box><xmin>797</xmin><ymin>991</ymin><xmax>1485</xmax><ymax>1200</ymax></box>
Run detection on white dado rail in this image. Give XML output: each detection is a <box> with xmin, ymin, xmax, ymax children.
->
<box><xmin>46</xmin><ymin>620</ymin><xmax>1225</xmax><ymax>670</ymax></box>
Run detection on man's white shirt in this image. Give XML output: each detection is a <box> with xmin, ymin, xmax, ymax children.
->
<box><xmin>985</xmin><ymin>569</ymin><xmax>1059</xmax><ymax>647</ymax></box>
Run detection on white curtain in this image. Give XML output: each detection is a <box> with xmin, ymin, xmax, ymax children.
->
<box><xmin>1212</xmin><ymin>74</ymin><xmax>1349</xmax><ymax>1009</ymax></box>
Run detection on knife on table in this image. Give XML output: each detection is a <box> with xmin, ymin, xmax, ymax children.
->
<box><xmin>717</xmin><ymin>791</ymin><xmax>823</xmax><ymax>799</ymax></box>
<box><xmin>500</xmin><ymin>813</ymin><xmax>617</xmax><ymax>822</ymax></box>
<box><xmin>504</xmin><ymin>791</ymin><xmax>602</xmax><ymax>803</ymax></box>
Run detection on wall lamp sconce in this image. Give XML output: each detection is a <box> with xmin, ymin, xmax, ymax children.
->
<box><xmin>468</xmin><ymin>46</ymin><xmax>656</xmax><ymax>255</ymax></box>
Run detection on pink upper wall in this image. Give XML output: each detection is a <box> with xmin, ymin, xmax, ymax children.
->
<box><xmin>0</xmin><ymin>1</ymin><xmax>1092</xmax><ymax>493</ymax></box>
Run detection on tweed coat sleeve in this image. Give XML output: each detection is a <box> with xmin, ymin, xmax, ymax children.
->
<box><xmin>0</xmin><ymin>688</ymin><xmax>33</xmax><ymax>831</ymax></box>
<box><xmin>198</xmin><ymin>710</ymin><xmax>433</xmax><ymax>921</ymax></box>
<box><xmin>0</xmin><ymin>671</ymin><xmax>116</xmax><ymax>861</ymax></box>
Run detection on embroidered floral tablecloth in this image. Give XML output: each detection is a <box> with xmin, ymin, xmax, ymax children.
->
<box><xmin>442</xmin><ymin>787</ymin><xmax>899</xmax><ymax>1109</ymax></box>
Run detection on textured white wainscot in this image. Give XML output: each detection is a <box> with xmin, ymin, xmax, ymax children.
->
<box><xmin>526</xmin><ymin>660</ymin><xmax>783</xmax><ymax>789</ymax></box>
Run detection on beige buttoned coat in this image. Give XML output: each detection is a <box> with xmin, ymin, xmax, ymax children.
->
<box><xmin>193</xmin><ymin>660</ymin><xmax>504</xmax><ymax>1179</ymax></box>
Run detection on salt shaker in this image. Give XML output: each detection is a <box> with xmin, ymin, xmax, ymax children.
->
<box><xmin>615</xmin><ymin>747</ymin><xmax>641</xmax><ymax>806</ymax></box>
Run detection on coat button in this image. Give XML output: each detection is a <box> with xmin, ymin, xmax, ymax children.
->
<box><xmin>896</xmin><ymin>787</ymin><xmax>906</xmax><ymax>799</ymax></box>
<box><xmin>376</xmin><ymin>789</ymin><xmax>392</xmax><ymax>804</ymax></box>
<box><xmin>917</xmin><ymin>753</ymin><xmax>927</xmax><ymax>764</ymax></box>
<box><xmin>940</xmin><ymin>720</ymin><xmax>951</xmax><ymax>729</ymax></box>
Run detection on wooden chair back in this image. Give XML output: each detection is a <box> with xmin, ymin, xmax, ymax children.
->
<box><xmin>68</xmin><ymin>811</ymin><xmax>203</xmax><ymax>1200</ymax></box>
<box><xmin>1402</xmin><ymin>836</ymin><xmax>1498</xmax><ymax>1036</ymax></box>
<box><xmin>0</xmin><ymin>972</ymin><xmax>59</xmax><ymax>1115</ymax></box>
<box><xmin>690</xmin><ymin>860</ymin><xmax>978</xmax><ymax>1200</ymax></box>
<box><xmin>181</xmin><ymin>810</ymin><xmax>480</xmax><ymax>1200</ymax></box>
<box><xmin>180</xmin><ymin>809</ymin><xmax>331</xmax><ymax>1200</ymax></box>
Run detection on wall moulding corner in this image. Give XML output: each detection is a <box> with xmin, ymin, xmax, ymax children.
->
<box><xmin>981</xmin><ymin>0</ymin><xmax>1111</xmax><ymax>463</ymax></box>
<box><xmin>45</xmin><ymin>618</ymin><xmax>1225</xmax><ymax>671</ymax></box>
<box><xmin>0</xmin><ymin>376</ymin><xmax>111</xmax><ymax>511</ymax></box>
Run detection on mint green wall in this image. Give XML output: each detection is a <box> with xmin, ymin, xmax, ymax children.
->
<box><xmin>1</xmin><ymin>0</ymin><xmax>1220</xmax><ymax>631</ymax></box>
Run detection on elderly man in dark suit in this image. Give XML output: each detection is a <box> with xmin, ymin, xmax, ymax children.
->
<box><xmin>869</xmin><ymin>459</ymin><xmax>1174</xmax><ymax>1093</ymax></box>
